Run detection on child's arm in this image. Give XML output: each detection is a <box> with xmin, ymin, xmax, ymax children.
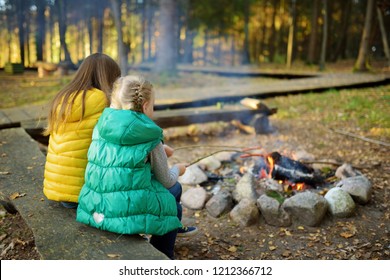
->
<box><xmin>150</xmin><ymin>143</ymin><xmax>186</xmax><ymax>188</ymax></box>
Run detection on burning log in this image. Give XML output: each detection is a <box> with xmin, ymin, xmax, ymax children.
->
<box><xmin>267</xmin><ymin>152</ymin><xmax>324</xmax><ymax>186</ymax></box>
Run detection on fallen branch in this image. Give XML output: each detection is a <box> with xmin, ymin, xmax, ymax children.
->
<box><xmin>330</xmin><ymin>128</ymin><xmax>390</xmax><ymax>147</ymax></box>
<box><xmin>186</xmin><ymin>147</ymin><xmax>264</xmax><ymax>167</ymax></box>
<box><xmin>174</xmin><ymin>145</ymin><xmax>261</xmax><ymax>151</ymax></box>
<box><xmin>186</xmin><ymin>149</ymin><xmax>243</xmax><ymax>167</ymax></box>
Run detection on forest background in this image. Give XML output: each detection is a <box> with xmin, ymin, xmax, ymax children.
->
<box><xmin>0</xmin><ymin>0</ymin><xmax>390</xmax><ymax>76</ymax></box>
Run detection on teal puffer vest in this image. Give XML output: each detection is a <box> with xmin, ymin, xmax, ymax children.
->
<box><xmin>76</xmin><ymin>108</ymin><xmax>182</xmax><ymax>236</ymax></box>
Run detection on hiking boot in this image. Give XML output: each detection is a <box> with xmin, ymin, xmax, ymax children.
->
<box><xmin>177</xmin><ymin>226</ymin><xmax>198</xmax><ymax>237</ymax></box>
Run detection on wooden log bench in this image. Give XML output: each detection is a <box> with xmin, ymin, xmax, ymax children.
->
<box><xmin>19</xmin><ymin>102</ymin><xmax>277</xmax><ymax>144</ymax></box>
<box><xmin>0</xmin><ymin>127</ymin><xmax>168</xmax><ymax>260</ymax></box>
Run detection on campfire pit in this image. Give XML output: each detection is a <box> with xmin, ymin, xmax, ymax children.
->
<box><xmin>179</xmin><ymin>147</ymin><xmax>373</xmax><ymax>228</ymax></box>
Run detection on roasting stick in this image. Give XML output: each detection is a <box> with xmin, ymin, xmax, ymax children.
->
<box><xmin>180</xmin><ymin>146</ymin><xmax>263</xmax><ymax>167</ymax></box>
<box><xmin>174</xmin><ymin>145</ymin><xmax>262</xmax><ymax>151</ymax></box>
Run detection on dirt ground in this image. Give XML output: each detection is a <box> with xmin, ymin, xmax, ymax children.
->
<box><xmin>0</xmin><ymin>62</ymin><xmax>389</xmax><ymax>260</ymax></box>
<box><xmin>168</xmin><ymin>120</ymin><xmax>390</xmax><ymax>260</ymax></box>
<box><xmin>1</xmin><ymin>116</ymin><xmax>389</xmax><ymax>260</ymax></box>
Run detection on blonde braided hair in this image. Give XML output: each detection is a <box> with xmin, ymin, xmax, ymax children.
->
<box><xmin>110</xmin><ymin>75</ymin><xmax>153</xmax><ymax>112</ymax></box>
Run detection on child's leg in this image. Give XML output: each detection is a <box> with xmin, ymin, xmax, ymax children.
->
<box><xmin>168</xmin><ymin>182</ymin><xmax>182</xmax><ymax>220</ymax></box>
<box><xmin>150</xmin><ymin>229</ymin><xmax>178</xmax><ymax>260</ymax></box>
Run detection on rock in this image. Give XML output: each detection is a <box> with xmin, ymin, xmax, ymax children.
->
<box><xmin>282</xmin><ymin>192</ymin><xmax>328</xmax><ymax>226</ymax></box>
<box><xmin>181</xmin><ymin>187</ymin><xmax>209</xmax><ymax>210</ymax></box>
<box><xmin>336</xmin><ymin>175</ymin><xmax>372</xmax><ymax>204</ymax></box>
<box><xmin>324</xmin><ymin>187</ymin><xmax>356</xmax><ymax>218</ymax></box>
<box><xmin>230</xmin><ymin>198</ymin><xmax>260</xmax><ymax>227</ymax></box>
<box><xmin>198</xmin><ymin>156</ymin><xmax>222</xmax><ymax>171</ymax></box>
<box><xmin>232</xmin><ymin>172</ymin><xmax>258</xmax><ymax>203</ymax></box>
<box><xmin>293</xmin><ymin>150</ymin><xmax>315</xmax><ymax>161</ymax></box>
<box><xmin>258</xmin><ymin>178</ymin><xmax>284</xmax><ymax>193</ymax></box>
<box><xmin>257</xmin><ymin>194</ymin><xmax>291</xmax><ymax>227</ymax></box>
<box><xmin>205</xmin><ymin>189</ymin><xmax>233</xmax><ymax>218</ymax></box>
<box><xmin>335</xmin><ymin>163</ymin><xmax>362</xmax><ymax>179</ymax></box>
<box><xmin>179</xmin><ymin>164</ymin><xmax>208</xmax><ymax>185</ymax></box>
<box><xmin>213</xmin><ymin>151</ymin><xmax>236</xmax><ymax>162</ymax></box>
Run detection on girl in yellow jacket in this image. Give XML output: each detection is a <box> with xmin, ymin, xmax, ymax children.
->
<box><xmin>43</xmin><ymin>53</ymin><xmax>121</xmax><ymax>208</ymax></box>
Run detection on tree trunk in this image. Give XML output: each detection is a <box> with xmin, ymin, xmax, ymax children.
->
<box><xmin>286</xmin><ymin>0</ymin><xmax>296</xmax><ymax>68</ymax></box>
<box><xmin>242</xmin><ymin>0</ymin><xmax>250</xmax><ymax>64</ymax></box>
<box><xmin>110</xmin><ymin>0</ymin><xmax>128</xmax><ymax>75</ymax></box>
<box><xmin>36</xmin><ymin>0</ymin><xmax>46</xmax><ymax>61</ymax></box>
<box><xmin>95</xmin><ymin>4</ymin><xmax>104</xmax><ymax>54</ymax></box>
<box><xmin>17</xmin><ymin>0</ymin><xmax>25</xmax><ymax>65</ymax></box>
<box><xmin>268</xmin><ymin>0</ymin><xmax>278</xmax><ymax>62</ymax></box>
<box><xmin>26</xmin><ymin>12</ymin><xmax>31</xmax><ymax>66</ymax></box>
<box><xmin>88</xmin><ymin>17</ymin><xmax>93</xmax><ymax>55</ymax></box>
<box><xmin>354</xmin><ymin>0</ymin><xmax>376</xmax><ymax>71</ymax></box>
<box><xmin>376</xmin><ymin>6</ymin><xmax>390</xmax><ymax>67</ymax></box>
<box><xmin>141</xmin><ymin>0</ymin><xmax>146</xmax><ymax>62</ymax></box>
<box><xmin>147</xmin><ymin>1</ymin><xmax>154</xmax><ymax>61</ymax></box>
<box><xmin>307</xmin><ymin>0</ymin><xmax>319</xmax><ymax>64</ymax></box>
<box><xmin>183</xmin><ymin>29</ymin><xmax>194</xmax><ymax>64</ymax></box>
<box><xmin>319</xmin><ymin>0</ymin><xmax>328</xmax><ymax>71</ymax></box>
<box><xmin>155</xmin><ymin>0</ymin><xmax>177</xmax><ymax>74</ymax></box>
<box><xmin>57</xmin><ymin>0</ymin><xmax>72</xmax><ymax>62</ymax></box>
<box><xmin>330</xmin><ymin>0</ymin><xmax>352</xmax><ymax>62</ymax></box>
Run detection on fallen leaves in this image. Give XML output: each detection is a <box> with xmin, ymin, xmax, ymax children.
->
<box><xmin>107</xmin><ymin>253</ymin><xmax>121</xmax><ymax>258</ymax></box>
<box><xmin>338</xmin><ymin>222</ymin><xmax>357</xmax><ymax>239</ymax></box>
<box><xmin>340</xmin><ymin>231</ymin><xmax>355</xmax><ymax>239</ymax></box>
<box><xmin>228</xmin><ymin>246</ymin><xmax>237</xmax><ymax>253</ymax></box>
<box><xmin>10</xmin><ymin>192</ymin><xmax>26</xmax><ymax>200</ymax></box>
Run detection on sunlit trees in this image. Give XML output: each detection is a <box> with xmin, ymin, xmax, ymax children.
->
<box><xmin>355</xmin><ymin>0</ymin><xmax>376</xmax><ymax>71</ymax></box>
<box><xmin>0</xmin><ymin>0</ymin><xmax>389</xmax><ymax>71</ymax></box>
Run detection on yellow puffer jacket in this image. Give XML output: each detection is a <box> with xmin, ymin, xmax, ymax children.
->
<box><xmin>43</xmin><ymin>88</ymin><xmax>107</xmax><ymax>203</ymax></box>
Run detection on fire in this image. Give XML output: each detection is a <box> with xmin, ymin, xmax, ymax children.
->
<box><xmin>267</xmin><ymin>156</ymin><xmax>274</xmax><ymax>179</ymax></box>
<box><xmin>295</xmin><ymin>183</ymin><xmax>305</xmax><ymax>191</ymax></box>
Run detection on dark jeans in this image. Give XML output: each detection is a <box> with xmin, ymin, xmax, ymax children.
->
<box><xmin>150</xmin><ymin>182</ymin><xmax>182</xmax><ymax>259</ymax></box>
<box><xmin>61</xmin><ymin>202</ymin><xmax>78</xmax><ymax>209</ymax></box>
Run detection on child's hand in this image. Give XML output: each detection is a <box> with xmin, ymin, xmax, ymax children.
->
<box><xmin>174</xmin><ymin>163</ymin><xmax>187</xmax><ymax>176</ymax></box>
<box><xmin>163</xmin><ymin>144</ymin><xmax>174</xmax><ymax>158</ymax></box>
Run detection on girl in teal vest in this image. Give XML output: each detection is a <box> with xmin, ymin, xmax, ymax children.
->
<box><xmin>76</xmin><ymin>75</ymin><xmax>197</xmax><ymax>259</ymax></box>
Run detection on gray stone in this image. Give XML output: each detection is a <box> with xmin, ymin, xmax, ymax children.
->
<box><xmin>179</xmin><ymin>164</ymin><xmax>208</xmax><ymax>185</ymax></box>
<box><xmin>335</xmin><ymin>163</ymin><xmax>362</xmax><ymax>179</ymax></box>
<box><xmin>336</xmin><ymin>175</ymin><xmax>372</xmax><ymax>204</ymax></box>
<box><xmin>258</xmin><ymin>178</ymin><xmax>284</xmax><ymax>193</ymax></box>
<box><xmin>230</xmin><ymin>198</ymin><xmax>260</xmax><ymax>227</ymax></box>
<box><xmin>198</xmin><ymin>156</ymin><xmax>222</xmax><ymax>171</ymax></box>
<box><xmin>213</xmin><ymin>151</ymin><xmax>236</xmax><ymax>162</ymax></box>
<box><xmin>257</xmin><ymin>194</ymin><xmax>291</xmax><ymax>227</ymax></box>
<box><xmin>232</xmin><ymin>172</ymin><xmax>258</xmax><ymax>203</ymax></box>
<box><xmin>325</xmin><ymin>187</ymin><xmax>356</xmax><ymax>218</ymax></box>
<box><xmin>206</xmin><ymin>189</ymin><xmax>233</xmax><ymax>218</ymax></box>
<box><xmin>181</xmin><ymin>187</ymin><xmax>209</xmax><ymax>210</ymax></box>
<box><xmin>282</xmin><ymin>192</ymin><xmax>328</xmax><ymax>226</ymax></box>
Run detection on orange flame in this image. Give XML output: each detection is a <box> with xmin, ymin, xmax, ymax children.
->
<box><xmin>267</xmin><ymin>156</ymin><xmax>274</xmax><ymax>179</ymax></box>
<box><xmin>295</xmin><ymin>183</ymin><xmax>305</xmax><ymax>191</ymax></box>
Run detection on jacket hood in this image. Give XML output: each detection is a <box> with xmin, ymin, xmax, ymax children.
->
<box><xmin>96</xmin><ymin>108</ymin><xmax>163</xmax><ymax>146</ymax></box>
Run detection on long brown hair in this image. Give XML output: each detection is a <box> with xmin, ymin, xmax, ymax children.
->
<box><xmin>44</xmin><ymin>53</ymin><xmax>121</xmax><ymax>135</ymax></box>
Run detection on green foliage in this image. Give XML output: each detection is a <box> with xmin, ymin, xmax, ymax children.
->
<box><xmin>265</xmin><ymin>190</ymin><xmax>285</xmax><ymax>204</ymax></box>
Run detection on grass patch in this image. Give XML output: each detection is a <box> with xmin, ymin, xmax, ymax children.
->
<box><xmin>0</xmin><ymin>71</ymin><xmax>71</xmax><ymax>108</ymax></box>
<box><xmin>270</xmin><ymin>85</ymin><xmax>390</xmax><ymax>135</ymax></box>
